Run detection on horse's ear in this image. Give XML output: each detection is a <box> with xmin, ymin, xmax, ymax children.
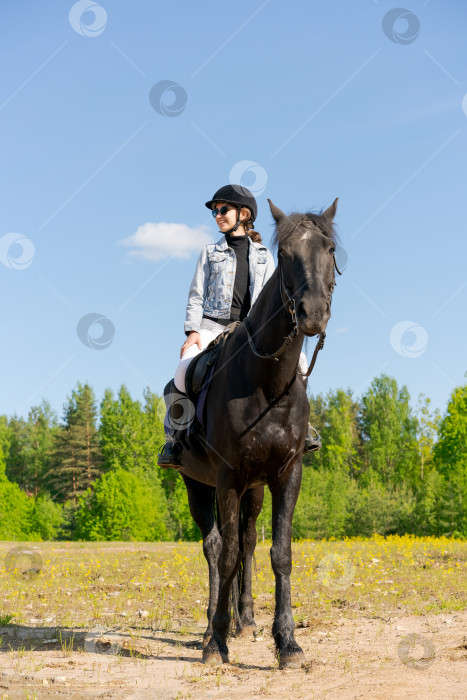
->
<box><xmin>267</xmin><ymin>199</ymin><xmax>287</xmax><ymax>223</ymax></box>
<box><xmin>323</xmin><ymin>197</ymin><xmax>338</xmax><ymax>221</ymax></box>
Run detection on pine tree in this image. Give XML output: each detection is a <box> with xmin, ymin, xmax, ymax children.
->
<box><xmin>1</xmin><ymin>404</ymin><xmax>58</xmax><ymax>496</ymax></box>
<box><xmin>25</xmin><ymin>401</ymin><xmax>59</xmax><ymax>496</ymax></box>
<box><xmin>46</xmin><ymin>383</ymin><xmax>103</xmax><ymax>503</ymax></box>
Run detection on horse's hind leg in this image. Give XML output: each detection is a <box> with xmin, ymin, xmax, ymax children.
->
<box><xmin>181</xmin><ymin>474</ymin><xmax>222</xmax><ymax>649</ymax></box>
<box><xmin>237</xmin><ymin>485</ymin><xmax>264</xmax><ymax>637</ymax></box>
<box><xmin>269</xmin><ymin>459</ymin><xmax>305</xmax><ymax>669</ymax></box>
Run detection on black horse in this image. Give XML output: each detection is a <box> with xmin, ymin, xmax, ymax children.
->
<box><xmin>177</xmin><ymin>198</ymin><xmax>339</xmax><ymax>668</ymax></box>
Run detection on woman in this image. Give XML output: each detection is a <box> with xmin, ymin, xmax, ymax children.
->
<box><xmin>158</xmin><ymin>184</ymin><xmax>320</xmax><ymax>468</ymax></box>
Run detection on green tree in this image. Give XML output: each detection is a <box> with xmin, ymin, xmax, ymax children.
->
<box><xmin>345</xmin><ymin>469</ymin><xmax>414</xmax><ymax>537</ymax></box>
<box><xmin>46</xmin><ymin>383</ymin><xmax>103</xmax><ymax>502</ymax></box>
<box><xmin>75</xmin><ymin>467</ymin><xmax>169</xmax><ymax>541</ymax></box>
<box><xmin>25</xmin><ymin>401</ymin><xmax>59</xmax><ymax>495</ymax></box>
<box><xmin>256</xmin><ymin>487</ymin><xmax>272</xmax><ymax>541</ymax></box>
<box><xmin>412</xmin><ymin>468</ymin><xmax>445</xmax><ymax>536</ymax></box>
<box><xmin>433</xmin><ymin>382</ymin><xmax>467</xmax><ymax>536</ymax></box>
<box><xmin>359</xmin><ymin>375</ymin><xmax>419</xmax><ymax>488</ymax></box>
<box><xmin>99</xmin><ymin>385</ymin><xmax>194</xmax><ymax>539</ymax></box>
<box><xmin>0</xmin><ymin>445</ymin><xmax>36</xmax><ymax>540</ymax></box>
<box><xmin>99</xmin><ymin>385</ymin><xmax>166</xmax><ymax>473</ymax></box>
<box><xmin>307</xmin><ymin>393</ymin><xmax>326</xmax><ymax>442</ymax></box>
<box><xmin>5</xmin><ymin>401</ymin><xmax>60</xmax><ymax>496</ymax></box>
<box><xmin>294</xmin><ymin>466</ymin><xmax>351</xmax><ymax>538</ymax></box>
<box><xmin>306</xmin><ymin>389</ymin><xmax>360</xmax><ymax>476</ymax></box>
<box><xmin>142</xmin><ymin>387</ymin><xmax>198</xmax><ymax>538</ymax></box>
<box><xmin>99</xmin><ymin>385</ymin><xmax>146</xmax><ymax>472</ymax></box>
<box><xmin>0</xmin><ymin>399</ymin><xmax>58</xmax><ymax>495</ymax></box>
<box><xmin>4</xmin><ymin>415</ymin><xmax>29</xmax><ymax>490</ymax></box>
<box><xmin>416</xmin><ymin>394</ymin><xmax>441</xmax><ymax>482</ymax></box>
<box><xmin>0</xmin><ymin>415</ymin><xmax>11</xmax><ymax>465</ymax></box>
<box><xmin>30</xmin><ymin>494</ymin><xmax>65</xmax><ymax>540</ymax></box>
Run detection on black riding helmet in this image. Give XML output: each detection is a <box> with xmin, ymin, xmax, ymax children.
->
<box><xmin>205</xmin><ymin>184</ymin><xmax>257</xmax><ymax>234</ymax></box>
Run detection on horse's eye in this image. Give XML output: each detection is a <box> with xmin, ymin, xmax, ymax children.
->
<box><xmin>330</xmin><ymin>247</ymin><xmax>335</xmax><ymax>255</ymax></box>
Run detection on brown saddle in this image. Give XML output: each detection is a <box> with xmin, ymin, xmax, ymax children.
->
<box><xmin>185</xmin><ymin>321</ymin><xmax>241</xmax><ymax>430</ymax></box>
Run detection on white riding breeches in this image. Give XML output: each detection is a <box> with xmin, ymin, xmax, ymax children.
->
<box><xmin>174</xmin><ymin>317</ymin><xmax>309</xmax><ymax>393</ymax></box>
<box><xmin>174</xmin><ymin>318</ymin><xmax>226</xmax><ymax>393</ymax></box>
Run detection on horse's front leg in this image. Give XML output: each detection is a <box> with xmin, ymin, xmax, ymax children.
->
<box><xmin>269</xmin><ymin>458</ymin><xmax>305</xmax><ymax>669</ymax></box>
<box><xmin>203</xmin><ymin>468</ymin><xmax>241</xmax><ymax>665</ymax></box>
<box><xmin>237</xmin><ymin>485</ymin><xmax>264</xmax><ymax>636</ymax></box>
<box><xmin>182</xmin><ymin>475</ymin><xmax>222</xmax><ymax>649</ymax></box>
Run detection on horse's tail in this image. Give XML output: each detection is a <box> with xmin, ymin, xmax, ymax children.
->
<box><xmin>215</xmin><ymin>493</ymin><xmax>242</xmax><ymax>636</ymax></box>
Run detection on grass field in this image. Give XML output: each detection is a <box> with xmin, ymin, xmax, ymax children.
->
<box><xmin>0</xmin><ymin>536</ymin><xmax>466</xmax><ymax>698</ymax></box>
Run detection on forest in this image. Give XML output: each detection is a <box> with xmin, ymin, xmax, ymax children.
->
<box><xmin>0</xmin><ymin>374</ymin><xmax>466</xmax><ymax>541</ymax></box>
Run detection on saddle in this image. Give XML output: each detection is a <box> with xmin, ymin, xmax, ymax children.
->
<box><xmin>185</xmin><ymin>321</ymin><xmax>241</xmax><ymax>433</ymax></box>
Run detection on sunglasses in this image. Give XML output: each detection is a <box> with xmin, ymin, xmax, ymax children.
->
<box><xmin>211</xmin><ymin>205</ymin><xmax>235</xmax><ymax>218</ymax></box>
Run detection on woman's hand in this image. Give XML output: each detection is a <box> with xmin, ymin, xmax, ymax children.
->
<box><xmin>180</xmin><ymin>331</ymin><xmax>202</xmax><ymax>358</ymax></box>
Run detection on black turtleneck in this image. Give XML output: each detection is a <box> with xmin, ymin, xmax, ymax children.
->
<box><xmin>203</xmin><ymin>233</ymin><xmax>251</xmax><ymax>326</ymax></box>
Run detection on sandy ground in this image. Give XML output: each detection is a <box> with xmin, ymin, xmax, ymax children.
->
<box><xmin>0</xmin><ymin>611</ymin><xmax>465</xmax><ymax>699</ymax></box>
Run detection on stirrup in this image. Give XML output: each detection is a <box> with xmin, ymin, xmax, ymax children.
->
<box><xmin>304</xmin><ymin>424</ymin><xmax>322</xmax><ymax>453</ymax></box>
<box><xmin>157</xmin><ymin>441</ymin><xmax>182</xmax><ymax>469</ymax></box>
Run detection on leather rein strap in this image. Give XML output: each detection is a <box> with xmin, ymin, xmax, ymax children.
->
<box><xmin>244</xmin><ymin>252</ymin><xmax>342</xmax><ymax>379</ymax></box>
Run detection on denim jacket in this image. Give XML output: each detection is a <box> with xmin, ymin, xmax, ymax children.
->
<box><xmin>184</xmin><ymin>236</ymin><xmax>276</xmax><ymax>334</ymax></box>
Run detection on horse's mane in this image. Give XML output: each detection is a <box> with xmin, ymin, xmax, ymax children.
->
<box><xmin>271</xmin><ymin>210</ymin><xmax>338</xmax><ymax>251</ymax></box>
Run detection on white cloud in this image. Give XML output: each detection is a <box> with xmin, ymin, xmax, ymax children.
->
<box><xmin>119</xmin><ymin>222</ymin><xmax>214</xmax><ymax>261</ymax></box>
<box><xmin>335</xmin><ymin>327</ymin><xmax>349</xmax><ymax>334</ymax></box>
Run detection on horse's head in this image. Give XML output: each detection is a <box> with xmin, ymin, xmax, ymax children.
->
<box><xmin>269</xmin><ymin>198</ymin><xmax>340</xmax><ymax>337</ymax></box>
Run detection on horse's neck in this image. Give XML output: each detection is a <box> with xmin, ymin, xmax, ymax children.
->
<box><xmin>247</xmin><ymin>269</ymin><xmax>304</xmax><ymax>392</ymax></box>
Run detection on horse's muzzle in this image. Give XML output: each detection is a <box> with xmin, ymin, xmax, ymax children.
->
<box><xmin>296</xmin><ymin>299</ymin><xmax>330</xmax><ymax>336</ymax></box>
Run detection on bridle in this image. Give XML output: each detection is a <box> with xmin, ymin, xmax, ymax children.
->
<box><xmin>244</xmin><ymin>245</ymin><xmax>342</xmax><ymax>379</ymax></box>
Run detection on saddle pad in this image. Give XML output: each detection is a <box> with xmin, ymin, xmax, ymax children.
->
<box><xmin>185</xmin><ymin>321</ymin><xmax>241</xmax><ymax>429</ymax></box>
<box><xmin>195</xmin><ymin>362</ymin><xmax>216</xmax><ymax>428</ymax></box>
<box><xmin>189</xmin><ymin>343</ymin><xmax>220</xmax><ymax>396</ymax></box>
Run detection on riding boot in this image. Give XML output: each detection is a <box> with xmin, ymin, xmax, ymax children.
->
<box><xmin>304</xmin><ymin>423</ymin><xmax>322</xmax><ymax>453</ymax></box>
<box><xmin>157</xmin><ymin>379</ymin><xmax>187</xmax><ymax>469</ymax></box>
<box><xmin>158</xmin><ymin>438</ymin><xmax>182</xmax><ymax>468</ymax></box>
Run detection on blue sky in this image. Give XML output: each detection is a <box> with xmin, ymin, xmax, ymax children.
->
<box><xmin>1</xmin><ymin>0</ymin><xmax>466</xmax><ymax>422</ymax></box>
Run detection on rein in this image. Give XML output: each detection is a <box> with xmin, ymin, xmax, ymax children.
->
<box><xmin>244</xmin><ymin>251</ymin><xmax>341</xmax><ymax>379</ymax></box>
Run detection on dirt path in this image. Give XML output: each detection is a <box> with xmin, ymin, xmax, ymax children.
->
<box><xmin>1</xmin><ymin>611</ymin><xmax>465</xmax><ymax>699</ymax></box>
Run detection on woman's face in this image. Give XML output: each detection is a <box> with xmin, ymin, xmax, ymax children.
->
<box><xmin>213</xmin><ymin>202</ymin><xmax>248</xmax><ymax>233</ymax></box>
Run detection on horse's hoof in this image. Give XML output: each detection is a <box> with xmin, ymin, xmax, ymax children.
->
<box><xmin>202</xmin><ymin>640</ymin><xmax>229</xmax><ymax>665</ymax></box>
<box><xmin>278</xmin><ymin>650</ymin><xmax>306</xmax><ymax>670</ymax></box>
<box><xmin>203</xmin><ymin>649</ymin><xmax>223</xmax><ymax>665</ymax></box>
<box><xmin>236</xmin><ymin>624</ymin><xmax>257</xmax><ymax>639</ymax></box>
